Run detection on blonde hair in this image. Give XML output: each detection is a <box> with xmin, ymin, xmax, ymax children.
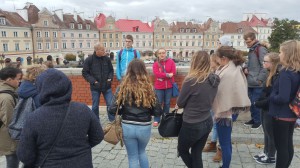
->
<box><xmin>117</xmin><ymin>59</ymin><xmax>156</xmax><ymax>108</ymax></box>
<box><xmin>280</xmin><ymin>40</ymin><xmax>300</xmax><ymax>72</ymax></box>
<box><xmin>265</xmin><ymin>52</ymin><xmax>280</xmax><ymax>87</ymax></box>
<box><xmin>23</xmin><ymin>65</ymin><xmax>47</xmax><ymax>82</ymax></box>
<box><xmin>185</xmin><ymin>51</ymin><xmax>211</xmax><ymax>85</ymax></box>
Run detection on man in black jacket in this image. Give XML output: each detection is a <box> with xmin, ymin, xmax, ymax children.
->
<box><xmin>82</xmin><ymin>43</ymin><xmax>114</xmax><ymax>121</ymax></box>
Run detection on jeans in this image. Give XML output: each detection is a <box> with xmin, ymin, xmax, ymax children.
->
<box><xmin>154</xmin><ymin>88</ymin><xmax>172</xmax><ymax>122</ymax></box>
<box><xmin>5</xmin><ymin>153</ymin><xmax>19</xmax><ymax>168</ymax></box>
<box><xmin>91</xmin><ymin>88</ymin><xmax>114</xmax><ymax>122</ymax></box>
<box><xmin>210</xmin><ymin>111</ymin><xmax>218</xmax><ymax>142</ymax></box>
<box><xmin>216</xmin><ymin>122</ymin><xmax>232</xmax><ymax>168</ymax></box>
<box><xmin>248</xmin><ymin>88</ymin><xmax>263</xmax><ymax>124</ymax></box>
<box><xmin>273</xmin><ymin>118</ymin><xmax>295</xmax><ymax>168</ymax></box>
<box><xmin>261</xmin><ymin>110</ymin><xmax>276</xmax><ymax>158</ymax></box>
<box><xmin>178</xmin><ymin>118</ymin><xmax>213</xmax><ymax>168</ymax></box>
<box><xmin>122</xmin><ymin>123</ymin><xmax>151</xmax><ymax>168</ymax></box>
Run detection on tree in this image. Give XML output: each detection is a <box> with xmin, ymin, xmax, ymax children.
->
<box><xmin>268</xmin><ymin>18</ymin><xmax>299</xmax><ymax>52</ymax></box>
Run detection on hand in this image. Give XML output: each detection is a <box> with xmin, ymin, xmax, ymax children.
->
<box><xmin>168</xmin><ymin>73</ymin><xmax>174</xmax><ymax>78</ymax></box>
<box><xmin>175</xmin><ymin>104</ymin><xmax>179</xmax><ymax>109</ymax></box>
<box><xmin>94</xmin><ymin>81</ymin><xmax>98</xmax><ymax>84</ymax></box>
<box><xmin>243</xmin><ymin>68</ymin><xmax>248</xmax><ymax>75</ymax></box>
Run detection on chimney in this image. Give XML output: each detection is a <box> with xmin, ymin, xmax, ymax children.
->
<box><xmin>16</xmin><ymin>9</ymin><xmax>28</xmax><ymax>21</ymax></box>
<box><xmin>53</xmin><ymin>9</ymin><xmax>63</xmax><ymax>21</ymax></box>
<box><xmin>25</xmin><ymin>2</ymin><xmax>33</xmax><ymax>8</ymax></box>
<box><xmin>74</xmin><ymin>11</ymin><xmax>78</xmax><ymax>22</ymax></box>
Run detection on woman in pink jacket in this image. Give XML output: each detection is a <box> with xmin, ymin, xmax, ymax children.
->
<box><xmin>152</xmin><ymin>48</ymin><xmax>176</xmax><ymax>127</ymax></box>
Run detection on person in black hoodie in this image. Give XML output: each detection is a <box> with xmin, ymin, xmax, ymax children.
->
<box><xmin>253</xmin><ymin>53</ymin><xmax>280</xmax><ymax>165</ymax></box>
<box><xmin>17</xmin><ymin>69</ymin><xmax>104</xmax><ymax>168</ymax></box>
<box><xmin>82</xmin><ymin>43</ymin><xmax>114</xmax><ymax>121</ymax></box>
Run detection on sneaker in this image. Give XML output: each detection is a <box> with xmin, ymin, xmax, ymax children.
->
<box><xmin>253</xmin><ymin>152</ymin><xmax>266</xmax><ymax>160</ymax></box>
<box><xmin>251</xmin><ymin>123</ymin><xmax>261</xmax><ymax>129</ymax></box>
<box><xmin>244</xmin><ymin>119</ymin><xmax>254</xmax><ymax>126</ymax></box>
<box><xmin>152</xmin><ymin>122</ymin><xmax>159</xmax><ymax>127</ymax></box>
<box><xmin>255</xmin><ymin>156</ymin><xmax>276</xmax><ymax>165</ymax></box>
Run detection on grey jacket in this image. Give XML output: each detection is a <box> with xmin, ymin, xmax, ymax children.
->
<box><xmin>246</xmin><ymin>42</ymin><xmax>268</xmax><ymax>88</ymax></box>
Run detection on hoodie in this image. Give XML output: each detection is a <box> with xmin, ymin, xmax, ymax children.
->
<box><xmin>17</xmin><ymin>80</ymin><xmax>41</xmax><ymax>108</ymax></box>
<box><xmin>116</xmin><ymin>47</ymin><xmax>141</xmax><ymax>80</ymax></box>
<box><xmin>17</xmin><ymin>69</ymin><xmax>104</xmax><ymax>168</ymax></box>
<box><xmin>177</xmin><ymin>73</ymin><xmax>220</xmax><ymax>123</ymax></box>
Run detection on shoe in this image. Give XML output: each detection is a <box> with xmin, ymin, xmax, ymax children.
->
<box><xmin>152</xmin><ymin>122</ymin><xmax>159</xmax><ymax>127</ymax></box>
<box><xmin>244</xmin><ymin>119</ymin><xmax>254</xmax><ymax>126</ymax></box>
<box><xmin>213</xmin><ymin>147</ymin><xmax>222</xmax><ymax>162</ymax></box>
<box><xmin>253</xmin><ymin>152</ymin><xmax>266</xmax><ymax>160</ymax></box>
<box><xmin>255</xmin><ymin>156</ymin><xmax>276</xmax><ymax>165</ymax></box>
<box><xmin>295</xmin><ymin>125</ymin><xmax>300</xmax><ymax>130</ymax></box>
<box><xmin>251</xmin><ymin>123</ymin><xmax>261</xmax><ymax>129</ymax></box>
<box><xmin>203</xmin><ymin>141</ymin><xmax>217</xmax><ymax>152</ymax></box>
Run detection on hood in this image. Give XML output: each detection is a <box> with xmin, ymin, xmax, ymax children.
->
<box><xmin>249</xmin><ymin>41</ymin><xmax>260</xmax><ymax>51</ymax></box>
<box><xmin>0</xmin><ymin>81</ymin><xmax>17</xmax><ymax>92</ymax></box>
<box><xmin>208</xmin><ymin>73</ymin><xmax>220</xmax><ymax>88</ymax></box>
<box><xmin>36</xmin><ymin>69</ymin><xmax>72</xmax><ymax>106</ymax></box>
<box><xmin>17</xmin><ymin>80</ymin><xmax>38</xmax><ymax>99</ymax></box>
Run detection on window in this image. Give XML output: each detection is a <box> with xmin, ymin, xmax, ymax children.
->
<box><xmin>78</xmin><ymin>24</ymin><xmax>82</xmax><ymax>29</ymax></box>
<box><xmin>0</xmin><ymin>17</ymin><xmax>6</xmax><ymax>25</ymax></box>
<box><xmin>149</xmin><ymin>35</ymin><xmax>152</xmax><ymax>38</ymax></box>
<box><xmin>45</xmin><ymin>32</ymin><xmax>49</xmax><ymax>38</ymax></box>
<box><xmin>180</xmin><ymin>28</ymin><xmax>184</xmax><ymax>33</ymax></box>
<box><xmin>24</xmin><ymin>32</ymin><xmax>28</xmax><ymax>37</ymax></box>
<box><xmin>186</xmin><ymin>42</ymin><xmax>189</xmax><ymax>46</ymax></box>
<box><xmin>186</xmin><ymin>29</ymin><xmax>190</xmax><ymax>33</ymax></box>
<box><xmin>14</xmin><ymin>32</ymin><xmax>18</xmax><ymax>37</ymax></box>
<box><xmin>238</xmin><ymin>35</ymin><xmax>241</xmax><ymax>39</ymax></box>
<box><xmin>180</xmin><ymin>42</ymin><xmax>183</xmax><ymax>46</ymax></box>
<box><xmin>149</xmin><ymin>42</ymin><xmax>152</xmax><ymax>47</ymax></box>
<box><xmin>71</xmin><ymin>42</ymin><xmax>75</xmax><ymax>49</ymax></box>
<box><xmin>123</xmin><ymin>35</ymin><xmax>126</xmax><ymax>39</ymax></box>
<box><xmin>116</xmin><ymin>42</ymin><xmax>119</xmax><ymax>47</ymax></box>
<box><xmin>63</xmin><ymin>42</ymin><xmax>67</xmax><ymax>49</ymax></box>
<box><xmin>212</xmin><ymin>41</ymin><xmax>215</xmax><ymax>47</ymax></box>
<box><xmin>231</xmin><ymin>36</ymin><xmax>234</xmax><ymax>39</ymax></box>
<box><xmin>15</xmin><ymin>43</ymin><xmax>20</xmax><ymax>51</ymax></box>
<box><xmin>70</xmin><ymin>23</ymin><xmax>74</xmax><ymax>29</ymax></box>
<box><xmin>238</xmin><ymin>42</ymin><xmax>241</xmax><ymax>46</ymax></box>
<box><xmin>174</xmin><ymin>35</ymin><xmax>176</xmax><ymax>39</ymax></box>
<box><xmin>3</xmin><ymin>43</ymin><xmax>8</xmax><ymax>51</ymax></box>
<box><xmin>94</xmin><ymin>34</ymin><xmax>97</xmax><ymax>38</ymax></box>
<box><xmin>143</xmin><ymin>35</ymin><xmax>145</xmax><ymax>39</ymax></box>
<box><xmin>46</xmin><ymin>43</ymin><xmax>50</xmax><ymax>50</ymax></box>
<box><xmin>122</xmin><ymin>42</ymin><xmax>125</xmax><ymax>47</ymax></box>
<box><xmin>25</xmin><ymin>43</ymin><xmax>30</xmax><ymax>50</ymax></box>
<box><xmin>192</xmin><ymin>36</ymin><xmax>195</xmax><ymax>39</ymax></box>
<box><xmin>103</xmin><ymin>43</ymin><xmax>107</xmax><ymax>47</ymax></box>
<box><xmin>206</xmin><ymin>35</ymin><xmax>209</xmax><ymax>39</ymax></box>
<box><xmin>192</xmin><ymin>42</ymin><xmax>195</xmax><ymax>46</ymax></box>
<box><xmin>161</xmin><ymin>42</ymin><xmax>165</xmax><ymax>47</ymax></box>
<box><xmin>136</xmin><ymin>42</ymin><xmax>139</xmax><ymax>47</ymax></box>
<box><xmin>173</xmin><ymin>42</ymin><xmax>176</xmax><ymax>46</ymax></box>
<box><xmin>86</xmin><ymin>24</ymin><xmax>90</xmax><ymax>30</ymax></box>
<box><xmin>1</xmin><ymin>31</ymin><xmax>6</xmax><ymax>37</ymax></box>
<box><xmin>87</xmin><ymin>42</ymin><xmax>91</xmax><ymax>48</ymax></box>
<box><xmin>116</xmin><ymin>34</ymin><xmax>119</xmax><ymax>39</ymax></box>
<box><xmin>87</xmin><ymin>34</ymin><xmax>90</xmax><ymax>38</ymax></box>
<box><xmin>110</xmin><ymin>42</ymin><xmax>113</xmax><ymax>47</ymax></box>
<box><xmin>37</xmin><ymin>42</ymin><xmax>42</xmax><ymax>50</ymax></box>
<box><xmin>44</xmin><ymin>20</ymin><xmax>48</xmax><ymax>26</ymax></box>
<box><xmin>103</xmin><ymin>34</ymin><xmax>106</xmax><ymax>39</ymax></box>
<box><xmin>109</xmin><ymin>34</ymin><xmax>113</xmax><ymax>39</ymax></box>
<box><xmin>156</xmin><ymin>35</ymin><xmax>159</xmax><ymax>39</ymax></box>
<box><xmin>156</xmin><ymin>42</ymin><xmax>158</xmax><ymax>47</ymax></box>
<box><xmin>193</xmin><ymin>28</ymin><xmax>197</xmax><ymax>33</ymax></box>
<box><xmin>71</xmin><ymin>33</ymin><xmax>74</xmax><ymax>38</ymax></box>
<box><xmin>62</xmin><ymin>33</ymin><xmax>65</xmax><ymax>38</ymax></box>
<box><xmin>198</xmin><ymin>35</ymin><xmax>201</xmax><ymax>39</ymax></box>
<box><xmin>79</xmin><ymin>43</ymin><xmax>83</xmax><ymax>48</ymax></box>
<box><xmin>136</xmin><ymin>35</ymin><xmax>139</xmax><ymax>39</ymax></box>
<box><xmin>162</xmin><ymin>27</ymin><xmax>165</xmax><ymax>32</ymax></box>
<box><xmin>206</xmin><ymin>42</ymin><xmax>209</xmax><ymax>46</ymax></box>
<box><xmin>212</xmin><ymin>35</ymin><xmax>215</xmax><ymax>39</ymax></box>
<box><xmin>53</xmin><ymin>32</ymin><xmax>57</xmax><ymax>38</ymax></box>
<box><xmin>54</xmin><ymin>42</ymin><xmax>58</xmax><ymax>49</ymax></box>
<box><xmin>109</xmin><ymin>25</ymin><xmax>112</xmax><ymax>30</ymax></box>
<box><xmin>162</xmin><ymin>35</ymin><xmax>165</xmax><ymax>39</ymax></box>
<box><xmin>79</xmin><ymin>34</ymin><xmax>82</xmax><ymax>38</ymax></box>
<box><xmin>186</xmin><ymin>36</ymin><xmax>189</xmax><ymax>39</ymax></box>
<box><xmin>143</xmin><ymin>42</ymin><xmax>146</xmax><ymax>47</ymax></box>
<box><xmin>198</xmin><ymin>42</ymin><xmax>202</xmax><ymax>46</ymax></box>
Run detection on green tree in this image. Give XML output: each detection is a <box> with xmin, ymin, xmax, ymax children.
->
<box><xmin>268</xmin><ymin>18</ymin><xmax>299</xmax><ymax>52</ymax></box>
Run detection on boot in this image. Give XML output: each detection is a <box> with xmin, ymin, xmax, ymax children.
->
<box><xmin>203</xmin><ymin>141</ymin><xmax>217</xmax><ymax>152</ymax></box>
<box><xmin>213</xmin><ymin>147</ymin><xmax>222</xmax><ymax>162</ymax></box>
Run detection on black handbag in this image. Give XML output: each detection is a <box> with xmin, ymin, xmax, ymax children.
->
<box><xmin>158</xmin><ymin>109</ymin><xmax>183</xmax><ymax>137</ymax></box>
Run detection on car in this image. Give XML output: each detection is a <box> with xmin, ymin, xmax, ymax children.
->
<box><xmin>144</xmin><ymin>59</ymin><xmax>154</xmax><ymax>64</ymax></box>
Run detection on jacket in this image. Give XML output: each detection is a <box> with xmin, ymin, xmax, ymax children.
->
<box><xmin>116</xmin><ymin>48</ymin><xmax>141</xmax><ymax>80</ymax></box>
<box><xmin>82</xmin><ymin>53</ymin><xmax>114</xmax><ymax>92</ymax></box>
<box><xmin>109</xmin><ymin>91</ymin><xmax>162</xmax><ymax>125</ymax></box>
<box><xmin>0</xmin><ymin>81</ymin><xmax>18</xmax><ymax>156</ymax></box>
<box><xmin>17</xmin><ymin>69</ymin><xmax>104</xmax><ymax>168</ymax></box>
<box><xmin>153</xmin><ymin>58</ymin><xmax>176</xmax><ymax>90</ymax></box>
<box><xmin>246</xmin><ymin>41</ymin><xmax>268</xmax><ymax>87</ymax></box>
<box><xmin>269</xmin><ymin>69</ymin><xmax>300</xmax><ymax>119</ymax></box>
<box><xmin>17</xmin><ymin>80</ymin><xmax>41</xmax><ymax>108</ymax></box>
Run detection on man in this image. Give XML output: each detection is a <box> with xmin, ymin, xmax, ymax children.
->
<box><xmin>82</xmin><ymin>43</ymin><xmax>114</xmax><ymax>121</ymax></box>
<box><xmin>243</xmin><ymin>32</ymin><xmax>268</xmax><ymax>129</ymax></box>
<box><xmin>0</xmin><ymin>67</ymin><xmax>22</xmax><ymax>168</ymax></box>
<box><xmin>116</xmin><ymin>35</ymin><xmax>141</xmax><ymax>81</ymax></box>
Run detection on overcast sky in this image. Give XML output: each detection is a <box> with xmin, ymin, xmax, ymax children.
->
<box><xmin>1</xmin><ymin>0</ymin><xmax>299</xmax><ymax>23</ymax></box>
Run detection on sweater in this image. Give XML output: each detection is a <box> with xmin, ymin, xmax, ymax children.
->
<box><xmin>153</xmin><ymin>58</ymin><xmax>176</xmax><ymax>90</ymax></box>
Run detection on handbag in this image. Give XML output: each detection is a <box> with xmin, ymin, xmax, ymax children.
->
<box><xmin>103</xmin><ymin>103</ymin><xmax>124</xmax><ymax>147</ymax></box>
<box><xmin>158</xmin><ymin>109</ymin><xmax>183</xmax><ymax>137</ymax></box>
<box><xmin>158</xmin><ymin>62</ymin><xmax>180</xmax><ymax>97</ymax></box>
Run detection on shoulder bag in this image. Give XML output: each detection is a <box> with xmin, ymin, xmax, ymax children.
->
<box><xmin>158</xmin><ymin>109</ymin><xmax>183</xmax><ymax>137</ymax></box>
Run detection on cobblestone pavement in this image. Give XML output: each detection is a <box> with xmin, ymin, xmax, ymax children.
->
<box><xmin>1</xmin><ymin>113</ymin><xmax>300</xmax><ymax>168</ymax></box>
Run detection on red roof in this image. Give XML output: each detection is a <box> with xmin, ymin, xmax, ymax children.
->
<box><xmin>115</xmin><ymin>19</ymin><xmax>153</xmax><ymax>32</ymax></box>
<box><xmin>94</xmin><ymin>13</ymin><xmax>106</xmax><ymax>29</ymax></box>
<box><xmin>248</xmin><ymin>15</ymin><xmax>267</xmax><ymax>27</ymax></box>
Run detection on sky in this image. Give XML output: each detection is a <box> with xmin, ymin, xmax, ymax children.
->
<box><xmin>1</xmin><ymin>0</ymin><xmax>299</xmax><ymax>23</ymax></box>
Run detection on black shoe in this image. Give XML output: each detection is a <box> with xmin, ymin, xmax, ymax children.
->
<box><xmin>244</xmin><ymin>119</ymin><xmax>254</xmax><ymax>126</ymax></box>
<box><xmin>253</xmin><ymin>152</ymin><xmax>267</xmax><ymax>160</ymax></box>
<box><xmin>255</xmin><ymin>157</ymin><xmax>276</xmax><ymax>164</ymax></box>
<box><xmin>251</xmin><ymin>123</ymin><xmax>261</xmax><ymax>129</ymax></box>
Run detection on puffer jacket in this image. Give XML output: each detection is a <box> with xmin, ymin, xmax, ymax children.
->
<box><xmin>153</xmin><ymin>58</ymin><xmax>176</xmax><ymax>90</ymax></box>
<box><xmin>0</xmin><ymin>81</ymin><xmax>18</xmax><ymax>156</ymax></box>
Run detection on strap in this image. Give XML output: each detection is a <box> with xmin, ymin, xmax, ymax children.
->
<box><xmin>133</xmin><ymin>50</ymin><xmax>137</xmax><ymax>59</ymax></box>
<box><xmin>158</xmin><ymin>61</ymin><xmax>174</xmax><ymax>84</ymax></box>
<box><xmin>0</xmin><ymin>90</ymin><xmax>18</xmax><ymax>105</ymax></box>
<box><xmin>39</xmin><ymin>103</ymin><xmax>73</xmax><ymax>167</ymax></box>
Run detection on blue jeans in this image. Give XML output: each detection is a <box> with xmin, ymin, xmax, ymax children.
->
<box><xmin>5</xmin><ymin>153</ymin><xmax>19</xmax><ymax>168</ymax></box>
<box><xmin>210</xmin><ymin>111</ymin><xmax>218</xmax><ymax>142</ymax></box>
<box><xmin>122</xmin><ymin>123</ymin><xmax>151</xmax><ymax>168</ymax></box>
<box><xmin>216</xmin><ymin>123</ymin><xmax>232</xmax><ymax>168</ymax></box>
<box><xmin>91</xmin><ymin>88</ymin><xmax>114</xmax><ymax>122</ymax></box>
<box><xmin>248</xmin><ymin>88</ymin><xmax>263</xmax><ymax>124</ymax></box>
<box><xmin>154</xmin><ymin>88</ymin><xmax>172</xmax><ymax>122</ymax></box>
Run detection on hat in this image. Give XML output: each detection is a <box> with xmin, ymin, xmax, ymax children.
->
<box><xmin>219</xmin><ymin>36</ymin><xmax>232</xmax><ymax>46</ymax></box>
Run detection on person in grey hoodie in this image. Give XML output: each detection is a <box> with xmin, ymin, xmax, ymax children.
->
<box><xmin>243</xmin><ymin>32</ymin><xmax>268</xmax><ymax>129</ymax></box>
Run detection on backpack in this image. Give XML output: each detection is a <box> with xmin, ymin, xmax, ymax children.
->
<box><xmin>253</xmin><ymin>44</ymin><xmax>268</xmax><ymax>65</ymax></box>
<box><xmin>0</xmin><ymin>90</ymin><xmax>18</xmax><ymax>128</ymax></box>
<box><xmin>8</xmin><ymin>97</ymin><xmax>36</xmax><ymax>140</ymax></box>
<box><xmin>118</xmin><ymin>49</ymin><xmax>137</xmax><ymax>62</ymax></box>
<box><xmin>290</xmin><ymin>86</ymin><xmax>300</xmax><ymax>118</ymax></box>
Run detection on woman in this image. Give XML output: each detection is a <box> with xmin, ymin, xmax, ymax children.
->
<box><xmin>253</xmin><ymin>53</ymin><xmax>280</xmax><ymax>164</ymax></box>
<box><xmin>17</xmin><ymin>69</ymin><xmax>104</xmax><ymax>168</ymax></box>
<box><xmin>152</xmin><ymin>48</ymin><xmax>176</xmax><ymax>126</ymax></box>
<box><xmin>177</xmin><ymin>51</ymin><xmax>220</xmax><ymax>168</ymax></box>
<box><xmin>109</xmin><ymin>59</ymin><xmax>162</xmax><ymax>168</ymax></box>
<box><xmin>212</xmin><ymin>46</ymin><xmax>251</xmax><ymax>168</ymax></box>
<box><xmin>269</xmin><ymin>40</ymin><xmax>300</xmax><ymax>168</ymax></box>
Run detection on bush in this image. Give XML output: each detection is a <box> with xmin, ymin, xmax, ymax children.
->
<box><xmin>65</xmin><ymin>53</ymin><xmax>76</xmax><ymax>61</ymax></box>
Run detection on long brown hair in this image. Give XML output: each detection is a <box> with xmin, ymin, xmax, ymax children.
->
<box><xmin>216</xmin><ymin>46</ymin><xmax>245</xmax><ymax>66</ymax></box>
<box><xmin>185</xmin><ymin>51</ymin><xmax>211</xmax><ymax>85</ymax></box>
<box><xmin>117</xmin><ymin>59</ymin><xmax>156</xmax><ymax>107</ymax></box>
<box><xmin>265</xmin><ymin>53</ymin><xmax>280</xmax><ymax>87</ymax></box>
<box><xmin>280</xmin><ymin>40</ymin><xmax>300</xmax><ymax>72</ymax></box>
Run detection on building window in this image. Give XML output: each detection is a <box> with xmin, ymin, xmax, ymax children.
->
<box><xmin>87</xmin><ymin>34</ymin><xmax>90</xmax><ymax>38</ymax></box>
<box><xmin>24</xmin><ymin>32</ymin><xmax>28</xmax><ymax>37</ymax></box>
<box><xmin>186</xmin><ymin>29</ymin><xmax>190</xmax><ymax>33</ymax></box>
<box><xmin>87</xmin><ymin>42</ymin><xmax>91</xmax><ymax>48</ymax></box>
<box><xmin>3</xmin><ymin>43</ymin><xmax>8</xmax><ymax>51</ymax></box>
<box><xmin>206</xmin><ymin>42</ymin><xmax>209</xmax><ymax>46</ymax></box>
<box><xmin>149</xmin><ymin>42</ymin><xmax>152</xmax><ymax>47</ymax></box>
<box><xmin>238</xmin><ymin>35</ymin><xmax>241</xmax><ymax>39</ymax></box>
<box><xmin>116</xmin><ymin>42</ymin><xmax>119</xmax><ymax>47</ymax></box>
<box><xmin>173</xmin><ymin>42</ymin><xmax>176</xmax><ymax>46</ymax></box>
<box><xmin>109</xmin><ymin>34</ymin><xmax>113</xmax><ymax>39</ymax></box>
<box><xmin>143</xmin><ymin>42</ymin><xmax>146</xmax><ymax>47</ymax></box>
<box><xmin>94</xmin><ymin>34</ymin><xmax>97</xmax><ymax>38</ymax></box>
<box><xmin>15</xmin><ymin>43</ymin><xmax>20</xmax><ymax>51</ymax></box>
<box><xmin>109</xmin><ymin>25</ymin><xmax>112</xmax><ymax>30</ymax></box>
<box><xmin>186</xmin><ymin>36</ymin><xmax>189</xmax><ymax>39</ymax></box>
<box><xmin>162</xmin><ymin>35</ymin><xmax>165</xmax><ymax>39</ymax></box>
<box><xmin>79</xmin><ymin>43</ymin><xmax>83</xmax><ymax>48</ymax></box>
<box><xmin>63</xmin><ymin>42</ymin><xmax>67</xmax><ymax>49</ymax></box>
<box><xmin>180</xmin><ymin>28</ymin><xmax>184</xmax><ymax>33</ymax></box>
<box><xmin>161</xmin><ymin>42</ymin><xmax>165</xmax><ymax>47</ymax></box>
<box><xmin>54</xmin><ymin>42</ymin><xmax>58</xmax><ymax>49</ymax></box>
<box><xmin>193</xmin><ymin>28</ymin><xmax>197</xmax><ymax>33</ymax></box>
<box><xmin>46</xmin><ymin>43</ymin><xmax>50</xmax><ymax>50</ymax></box>
<box><xmin>37</xmin><ymin>43</ymin><xmax>42</xmax><ymax>50</ymax></box>
<box><xmin>86</xmin><ymin>24</ymin><xmax>90</xmax><ymax>30</ymax></box>
<box><xmin>1</xmin><ymin>31</ymin><xmax>6</xmax><ymax>37</ymax></box>
<box><xmin>44</xmin><ymin>20</ymin><xmax>48</xmax><ymax>26</ymax></box>
<box><xmin>238</xmin><ymin>41</ymin><xmax>241</xmax><ymax>46</ymax></box>
<box><xmin>174</xmin><ymin>35</ymin><xmax>176</xmax><ymax>39</ymax></box>
<box><xmin>156</xmin><ymin>35</ymin><xmax>159</xmax><ymax>39</ymax></box>
<box><xmin>156</xmin><ymin>42</ymin><xmax>158</xmax><ymax>47</ymax></box>
<box><xmin>103</xmin><ymin>34</ymin><xmax>106</xmax><ymax>39</ymax></box>
<box><xmin>212</xmin><ymin>41</ymin><xmax>215</xmax><ymax>47</ymax></box>
<box><xmin>212</xmin><ymin>35</ymin><xmax>215</xmax><ymax>39</ymax></box>
<box><xmin>78</xmin><ymin>24</ymin><xmax>82</xmax><ymax>29</ymax></box>
<box><xmin>71</xmin><ymin>42</ymin><xmax>75</xmax><ymax>49</ymax></box>
<box><xmin>162</xmin><ymin>27</ymin><xmax>165</xmax><ymax>32</ymax></box>
<box><xmin>62</xmin><ymin>33</ymin><xmax>65</xmax><ymax>38</ymax></box>
<box><xmin>231</xmin><ymin>36</ymin><xmax>234</xmax><ymax>39</ymax></box>
<box><xmin>180</xmin><ymin>42</ymin><xmax>183</xmax><ymax>46</ymax></box>
<box><xmin>45</xmin><ymin>32</ymin><xmax>49</xmax><ymax>38</ymax></box>
<box><xmin>192</xmin><ymin>42</ymin><xmax>195</xmax><ymax>46</ymax></box>
<box><xmin>53</xmin><ymin>32</ymin><xmax>57</xmax><ymax>38</ymax></box>
<box><xmin>0</xmin><ymin>17</ymin><xmax>6</xmax><ymax>25</ymax></box>
<box><xmin>13</xmin><ymin>32</ymin><xmax>18</xmax><ymax>37</ymax></box>
<box><xmin>103</xmin><ymin>43</ymin><xmax>107</xmax><ymax>47</ymax></box>
<box><xmin>25</xmin><ymin>43</ymin><xmax>30</xmax><ymax>50</ymax></box>
<box><xmin>198</xmin><ymin>42</ymin><xmax>202</xmax><ymax>46</ymax></box>
<box><xmin>136</xmin><ymin>35</ymin><xmax>139</xmax><ymax>39</ymax></box>
<box><xmin>123</xmin><ymin>35</ymin><xmax>126</xmax><ymax>39</ymax></box>
<box><xmin>110</xmin><ymin>42</ymin><xmax>113</xmax><ymax>47</ymax></box>
<box><xmin>79</xmin><ymin>34</ymin><xmax>82</xmax><ymax>38</ymax></box>
<box><xmin>198</xmin><ymin>35</ymin><xmax>201</xmax><ymax>38</ymax></box>
<box><xmin>143</xmin><ymin>35</ymin><xmax>145</xmax><ymax>39</ymax></box>
<box><xmin>71</xmin><ymin>33</ymin><xmax>74</xmax><ymax>38</ymax></box>
<box><xmin>116</xmin><ymin>34</ymin><xmax>119</xmax><ymax>39</ymax></box>
<box><xmin>70</xmin><ymin>23</ymin><xmax>74</xmax><ymax>29</ymax></box>
<box><xmin>186</xmin><ymin>42</ymin><xmax>189</xmax><ymax>46</ymax></box>
<box><xmin>122</xmin><ymin>42</ymin><xmax>125</xmax><ymax>47</ymax></box>
<box><xmin>149</xmin><ymin>35</ymin><xmax>152</xmax><ymax>38</ymax></box>
<box><xmin>136</xmin><ymin>42</ymin><xmax>139</xmax><ymax>47</ymax></box>
<box><xmin>192</xmin><ymin>36</ymin><xmax>195</xmax><ymax>39</ymax></box>
<box><xmin>206</xmin><ymin>35</ymin><xmax>209</xmax><ymax>39</ymax></box>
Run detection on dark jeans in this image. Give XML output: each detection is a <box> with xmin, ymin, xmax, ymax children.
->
<box><xmin>261</xmin><ymin>110</ymin><xmax>276</xmax><ymax>158</ymax></box>
<box><xmin>248</xmin><ymin>88</ymin><xmax>263</xmax><ymax>124</ymax></box>
<box><xmin>273</xmin><ymin>118</ymin><xmax>295</xmax><ymax>168</ymax></box>
<box><xmin>91</xmin><ymin>88</ymin><xmax>114</xmax><ymax>122</ymax></box>
<box><xmin>216</xmin><ymin>122</ymin><xmax>232</xmax><ymax>168</ymax></box>
<box><xmin>6</xmin><ymin>153</ymin><xmax>19</xmax><ymax>168</ymax></box>
<box><xmin>154</xmin><ymin>88</ymin><xmax>172</xmax><ymax>122</ymax></box>
<box><xmin>178</xmin><ymin>117</ymin><xmax>213</xmax><ymax>168</ymax></box>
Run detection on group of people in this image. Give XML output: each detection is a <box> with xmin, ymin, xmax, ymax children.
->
<box><xmin>1</xmin><ymin>32</ymin><xmax>300</xmax><ymax>168</ymax></box>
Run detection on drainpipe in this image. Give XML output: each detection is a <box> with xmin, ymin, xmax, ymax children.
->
<box><xmin>30</xmin><ymin>25</ymin><xmax>36</xmax><ymax>62</ymax></box>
